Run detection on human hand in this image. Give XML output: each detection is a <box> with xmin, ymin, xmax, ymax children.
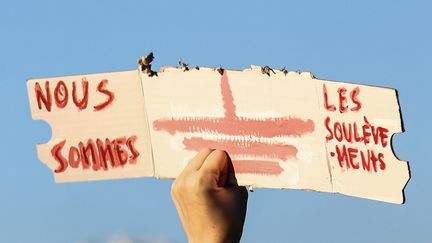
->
<box><xmin>171</xmin><ymin>148</ymin><xmax>248</xmax><ymax>243</ymax></box>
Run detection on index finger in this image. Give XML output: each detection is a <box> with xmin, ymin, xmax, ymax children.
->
<box><xmin>181</xmin><ymin>148</ymin><xmax>214</xmax><ymax>174</ymax></box>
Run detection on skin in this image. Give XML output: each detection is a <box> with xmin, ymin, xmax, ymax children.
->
<box><xmin>171</xmin><ymin>148</ymin><xmax>248</xmax><ymax>243</ymax></box>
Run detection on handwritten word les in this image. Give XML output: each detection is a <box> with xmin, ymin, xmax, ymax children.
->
<box><xmin>34</xmin><ymin>78</ymin><xmax>114</xmax><ymax>112</ymax></box>
<box><xmin>325</xmin><ymin>116</ymin><xmax>389</xmax><ymax>172</ymax></box>
<box><xmin>51</xmin><ymin>135</ymin><xmax>139</xmax><ymax>173</ymax></box>
<box><xmin>323</xmin><ymin>83</ymin><xmax>361</xmax><ymax>113</ymax></box>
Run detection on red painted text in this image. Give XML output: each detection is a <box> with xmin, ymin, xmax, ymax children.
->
<box><xmin>34</xmin><ymin>78</ymin><xmax>114</xmax><ymax>112</ymax></box>
<box><xmin>51</xmin><ymin>135</ymin><xmax>139</xmax><ymax>173</ymax></box>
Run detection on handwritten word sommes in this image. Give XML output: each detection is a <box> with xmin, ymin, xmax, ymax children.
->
<box><xmin>34</xmin><ymin>78</ymin><xmax>114</xmax><ymax>112</ymax></box>
<box><xmin>323</xmin><ymin>84</ymin><xmax>390</xmax><ymax>173</ymax></box>
<box><xmin>51</xmin><ymin>135</ymin><xmax>140</xmax><ymax>173</ymax></box>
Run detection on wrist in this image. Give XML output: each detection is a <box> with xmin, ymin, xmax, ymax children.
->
<box><xmin>188</xmin><ymin>232</ymin><xmax>241</xmax><ymax>243</ymax></box>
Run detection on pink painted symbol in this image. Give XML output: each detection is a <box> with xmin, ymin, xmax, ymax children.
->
<box><xmin>153</xmin><ymin>71</ymin><xmax>315</xmax><ymax>176</ymax></box>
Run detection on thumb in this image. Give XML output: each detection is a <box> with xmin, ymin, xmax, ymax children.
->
<box><xmin>199</xmin><ymin>149</ymin><xmax>229</xmax><ymax>187</ymax></box>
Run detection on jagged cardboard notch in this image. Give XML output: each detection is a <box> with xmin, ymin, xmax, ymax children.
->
<box><xmin>27</xmin><ymin>61</ymin><xmax>409</xmax><ymax>204</ymax></box>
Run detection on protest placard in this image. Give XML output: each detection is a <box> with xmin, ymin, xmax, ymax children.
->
<box><xmin>27</xmin><ymin>62</ymin><xmax>409</xmax><ymax>203</ymax></box>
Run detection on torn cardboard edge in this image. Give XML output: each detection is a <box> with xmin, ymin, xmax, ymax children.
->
<box><xmin>26</xmin><ymin>55</ymin><xmax>409</xmax><ymax>204</ymax></box>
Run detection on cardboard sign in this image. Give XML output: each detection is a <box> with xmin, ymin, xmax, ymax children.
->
<box><xmin>27</xmin><ymin>65</ymin><xmax>409</xmax><ymax>204</ymax></box>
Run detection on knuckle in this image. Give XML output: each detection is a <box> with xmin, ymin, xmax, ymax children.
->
<box><xmin>172</xmin><ymin>172</ymin><xmax>211</xmax><ymax>196</ymax></box>
<box><xmin>170</xmin><ymin>182</ymin><xmax>178</xmax><ymax>196</ymax></box>
<box><xmin>196</xmin><ymin>175</ymin><xmax>206</xmax><ymax>188</ymax></box>
<box><xmin>213</xmin><ymin>149</ymin><xmax>228</xmax><ymax>161</ymax></box>
<box><xmin>198</xmin><ymin>147</ymin><xmax>214</xmax><ymax>157</ymax></box>
<box><xmin>171</xmin><ymin>179</ymin><xmax>182</xmax><ymax>194</ymax></box>
<box><xmin>195</xmin><ymin>172</ymin><xmax>211</xmax><ymax>190</ymax></box>
<box><xmin>171</xmin><ymin>180</ymin><xmax>177</xmax><ymax>191</ymax></box>
<box><xmin>173</xmin><ymin>174</ymin><xmax>201</xmax><ymax>192</ymax></box>
<box><xmin>213</xmin><ymin>149</ymin><xmax>225</xmax><ymax>156</ymax></box>
<box><xmin>170</xmin><ymin>188</ymin><xmax>176</xmax><ymax>200</ymax></box>
<box><xmin>187</xmin><ymin>176</ymin><xmax>201</xmax><ymax>191</ymax></box>
<box><xmin>200</xmin><ymin>147</ymin><xmax>213</xmax><ymax>154</ymax></box>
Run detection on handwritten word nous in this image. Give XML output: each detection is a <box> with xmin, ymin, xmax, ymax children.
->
<box><xmin>51</xmin><ymin>135</ymin><xmax>139</xmax><ymax>173</ymax></box>
<box><xmin>34</xmin><ymin>78</ymin><xmax>114</xmax><ymax>112</ymax></box>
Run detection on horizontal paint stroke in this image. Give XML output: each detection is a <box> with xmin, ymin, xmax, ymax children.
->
<box><xmin>183</xmin><ymin>137</ymin><xmax>297</xmax><ymax>160</ymax></box>
<box><xmin>231</xmin><ymin>160</ymin><xmax>284</xmax><ymax>176</ymax></box>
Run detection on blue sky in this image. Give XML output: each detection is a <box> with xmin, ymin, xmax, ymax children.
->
<box><xmin>1</xmin><ymin>0</ymin><xmax>431</xmax><ymax>242</ymax></box>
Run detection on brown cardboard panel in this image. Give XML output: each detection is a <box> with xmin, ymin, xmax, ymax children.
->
<box><xmin>141</xmin><ymin>66</ymin><xmax>408</xmax><ymax>203</ymax></box>
<box><xmin>27</xmin><ymin>70</ymin><xmax>153</xmax><ymax>182</ymax></box>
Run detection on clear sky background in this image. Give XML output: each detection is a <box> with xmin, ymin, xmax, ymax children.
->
<box><xmin>1</xmin><ymin>0</ymin><xmax>430</xmax><ymax>242</ymax></box>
